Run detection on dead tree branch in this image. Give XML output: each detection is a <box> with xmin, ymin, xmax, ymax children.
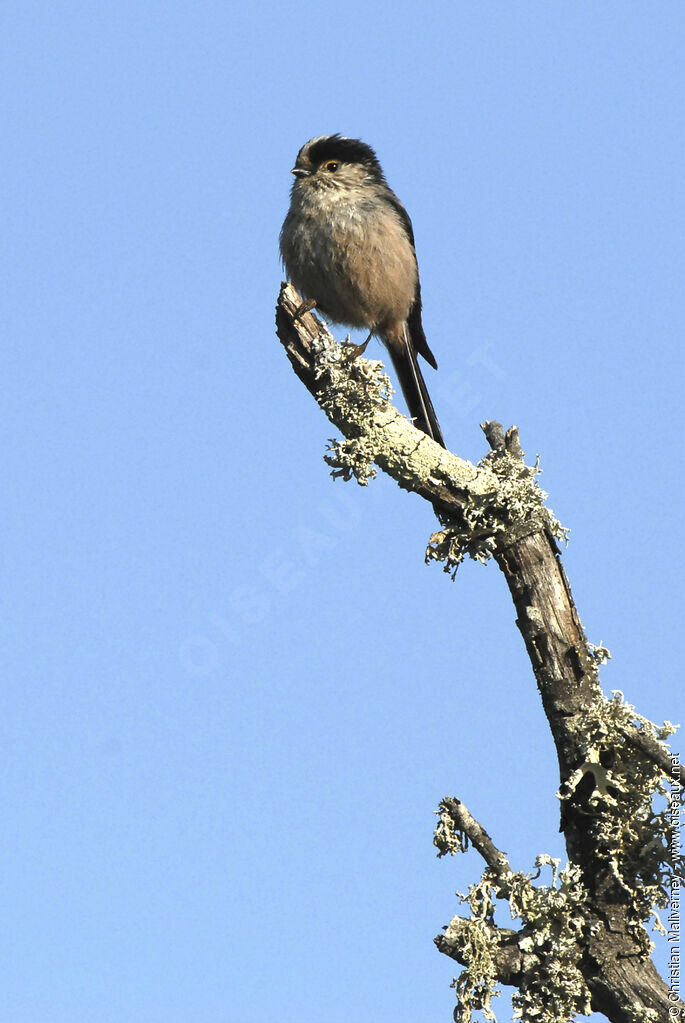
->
<box><xmin>275</xmin><ymin>283</ymin><xmax>684</xmax><ymax>1023</ymax></box>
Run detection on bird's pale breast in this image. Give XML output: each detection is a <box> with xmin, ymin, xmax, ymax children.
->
<box><xmin>281</xmin><ymin>185</ymin><xmax>417</xmax><ymax>332</ymax></box>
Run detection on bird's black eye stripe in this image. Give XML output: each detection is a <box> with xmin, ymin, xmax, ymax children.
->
<box><xmin>325</xmin><ymin>161</ymin><xmax>339</xmax><ymax>172</ymax></box>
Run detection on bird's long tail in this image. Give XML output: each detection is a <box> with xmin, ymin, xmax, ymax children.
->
<box><xmin>385</xmin><ymin>327</ymin><xmax>445</xmax><ymax>448</ymax></box>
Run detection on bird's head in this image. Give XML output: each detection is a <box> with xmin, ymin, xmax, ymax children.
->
<box><xmin>289</xmin><ymin>134</ymin><xmax>385</xmax><ymax>192</ymax></box>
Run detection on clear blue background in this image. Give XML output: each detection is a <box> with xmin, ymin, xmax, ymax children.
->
<box><xmin>2</xmin><ymin>2</ymin><xmax>683</xmax><ymax>1021</ymax></box>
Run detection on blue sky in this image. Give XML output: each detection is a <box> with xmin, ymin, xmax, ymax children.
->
<box><xmin>2</xmin><ymin>2</ymin><xmax>683</xmax><ymax>1021</ymax></box>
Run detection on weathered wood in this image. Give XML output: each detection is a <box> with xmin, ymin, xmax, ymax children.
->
<box><xmin>275</xmin><ymin>284</ymin><xmax>684</xmax><ymax>1023</ymax></box>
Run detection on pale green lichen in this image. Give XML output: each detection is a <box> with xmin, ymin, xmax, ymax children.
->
<box><xmin>310</xmin><ymin>334</ymin><xmax>396</xmax><ymax>482</ymax></box>
<box><xmin>507</xmin><ymin>860</ymin><xmax>594</xmax><ymax>1022</ymax></box>
<box><xmin>307</xmin><ymin>331</ymin><xmax>570</xmax><ymax>550</ymax></box>
<box><xmin>324</xmin><ymin>437</ymin><xmax>378</xmax><ymax>485</ymax></box>
<box><xmin>434</xmin><ymin>806</ymin><xmax>469</xmax><ymax>857</ymax></box>
<box><xmin>559</xmin><ymin>686</ymin><xmax>683</xmax><ymax>949</ymax></box>
<box><xmin>624</xmin><ymin>1008</ymin><xmax>659</xmax><ymax>1022</ymax></box>
<box><xmin>426</xmin><ymin>448</ymin><xmax>568</xmax><ymax>576</ymax></box>
<box><xmin>436</xmin><ymin>672</ymin><xmax>682</xmax><ymax>1021</ymax></box>
<box><xmin>441</xmin><ymin>858</ymin><xmax>593</xmax><ymax>1023</ymax></box>
<box><xmin>449</xmin><ymin>907</ymin><xmax>501</xmax><ymax>1022</ymax></box>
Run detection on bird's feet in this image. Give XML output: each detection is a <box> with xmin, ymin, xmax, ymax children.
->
<box><xmin>344</xmin><ymin>332</ymin><xmax>372</xmax><ymax>361</ymax></box>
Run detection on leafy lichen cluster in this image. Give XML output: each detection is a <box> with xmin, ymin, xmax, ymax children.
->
<box><xmin>324</xmin><ymin>435</ymin><xmax>379</xmax><ymax>485</ymax></box>
<box><xmin>435</xmin><ymin>665</ymin><xmax>682</xmax><ymax>1021</ymax></box>
<box><xmin>426</xmin><ymin>447</ymin><xmax>568</xmax><ymax>576</ymax></box>
<box><xmin>438</xmin><ymin>851</ymin><xmax>594</xmax><ymax>1023</ymax></box>
<box><xmin>446</xmin><ymin>878</ymin><xmax>502</xmax><ymax>1023</ymax></box>
<box><xmin>506</xmin><ymin>858</ymin><xmax>594</xmax><ymax>1023</ymax></box>
<box><xmin>309</xmin><ymin>334</ymin><xmax>398</xmax><ymax>486</ymax></box>
<box><xmin>561</xmin><ymin>677</ymin><xmax>683</xmax><ymax>947</ymax></box>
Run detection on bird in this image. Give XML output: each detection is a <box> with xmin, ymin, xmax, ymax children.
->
<box><xmin>279</xmin><ymin>134</ymin><xmax>445</xmax><ymax>447</ymax></box>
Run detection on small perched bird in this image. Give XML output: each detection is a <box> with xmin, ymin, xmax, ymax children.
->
<box><xmin>280</xmin><ymin>134</ymin><xmax>445</xmax><ymax>447</ymax></box>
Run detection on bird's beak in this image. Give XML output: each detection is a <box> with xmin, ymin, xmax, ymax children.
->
<box><xmin>291</xmin><ymin>167</ymin><xmax>311</xmax><ymax>178</ymax></box>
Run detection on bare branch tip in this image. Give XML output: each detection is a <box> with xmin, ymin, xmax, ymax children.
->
<box><xmin>481</xmin><ymin>420</ymin><xmax>506</xmax><ymax>450</ymax></box>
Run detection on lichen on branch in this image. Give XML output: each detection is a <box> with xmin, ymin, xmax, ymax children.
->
<box><xmin>426</xmin><ymin>444</ymin><xmax>569</xmax><ymax>575</ymax></box>
<box><xmin>275</xmin><ymin>282</ymin><xmax>683</xmax><ymax>1022</ymax></box>
<box><xmin>437</xmin><ymin>850</ymin><xmax>594</xmax><ymax>1023</ymax></box>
